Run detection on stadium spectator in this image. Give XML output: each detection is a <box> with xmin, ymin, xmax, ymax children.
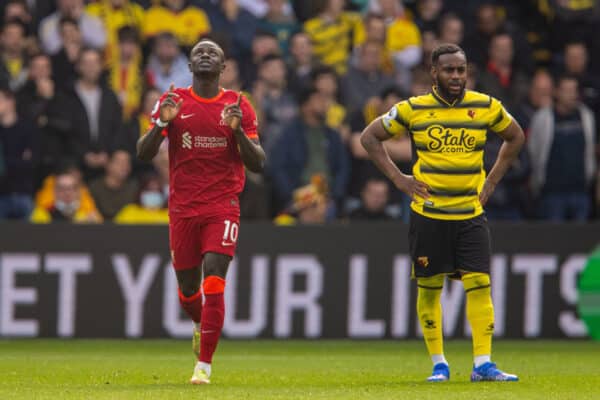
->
<box><xmin>413</xmin><ymin>0</ymin><xmax>444</xmax><ymax>32</ymax></box>
<box><xmin>274</xmin><ymin>174</ymin><xmax>329</xmax><ymax>224</ymax></box>
<box><xmin>258</xmin><ymin>0</ymin><xmax>299</xmax><ymax>57</ymax></box>
<box><xmin>3</xmin><ymin>1</ymin><xmax>37</xmax><ymax>55</ymax></box>
<box><xmin>15</xmin><ymin>53</ymin><xmax>58</xmax><ymax>182</ymax></box>
<box><xmin>348</xmin><ymin>178</ymin><xmax>395</xmax><ymax>220</ymax></box>
<box><xmin>220</xmin><ymin>57</ymin><xmax>244</xmax><ymax>94</ymax></box>
<box><xmin>353</xmin><ymin>14</ymin><xmax>394</xmax><ymax>75</ymax></box>
<box><xmin>483</xmin><ymin>127</ymin><xmax>531</xmax><ymax>221</ymax></box>
<box><xmin>462</xmin><ymin>3</ymin><xmax>533</xmax><ymax>73</ymax></box>
<box><xmin>476</xmin><ymin>32</ymin><xmax>529</xmax><ymax>112</ymax></box>
<box><xmin>341</xmin><ymin>40</ymin><xmax>395</xmax><ymax>113</ymax></box>
<box><xmin>0</xmin><ymin>87</ymin><xmax>38</xmax><ymax>219</ymax></box>
<box><xmin>130</xmin><ymin>87</ymin><xmax>161</xmax><ymax>144</ymax></box>
<box><xmin>3</xmin><ymin>0</ymin><xmax>33</xmax><ymax>27</ymax></box>
<box><xmin>0</xmin><ymin>19</ymin><xmax>29</xmax><ymax>91</ymax></box>
<box><xmin>113</xmin><ymin>172</ymin><xmax>169</xmax><ymax>224</ymax></box>
<box><xmin>86</xmin><ymin>0</ymin><xmax>145</xmax><ymax>65</ymax></box>
<box><xmin>311</xmin><ymin>65</ymin><xmax>348</xmax><ymax>141</ymax></box>
<box><xmin>347</xmin><ymin>85</ymin><xmax>409</xmax><ymax>218</ymax></box>
<box><xmin>513</xmin><ymin>69</ymin><xmax>554</xmax><ymax>135</ymax></box>
<box><xmin>416</xmin><ymin>28</ymin><xmax>437</xmax><ymax>70</ymax></box>
<box><xmin>528</xmin><ymin>75</ymin><xmax>597</xmax><ymax>221</ymax></box>
<box><xmin>38</xmin><ymin>0</ymin><xmax>106</xmax><ymax>55</ymax></box>
<box><xmin>50</xmin><ymin>16</ymin><xmax>82</xmax><ymax>89</ymax></box>
<box><xmin>151</xmin><ymin>141</ymin><xmax>169</xmax><ymax>199</ymax></box>
<box><xmin>145</xmin><ymin>32</ymin><xmax>191</xmax><ymax>93</ymax></box>
<box><xmin>438</xmin><ymin>12</ymin><xmax>463</xmax><ymax>46</ymax></box>
<box><xmin>143</xmin><ymin>0</ymin><xmax>211</xmax><ymax>49</ymax></box>
<box><xmin>373</xmin><ymin>0</ymin><xmax>422</xmax><ymax>75</ymax></box>
<box><xmin>206</xmin><ymin>0</ymin><xmax>258</xmax><ymax>64</ymax></box>
<box><xmin>49</xmin><ymin>48</ymin><xmax>123</xmax><ymax>179</ymax></box>
<box><xmin>109</xmin><ymin>26</ymin><xmax>145</xmax><ymax>121</ymax></box>
<box><xmin>560</xmin><ymin>42</ymin><xmax>600</xmax><ymax>121</ymax></box>
<box><xmin>89</xmin><ymin>149</ymin><xmax>137</xmax><ymax>220</ymax></box>
<box><xmin>269</xmin><ymin>86</ymin><xmax>349</xmax><ymax>213</ymax></box>
<box><xmin>239</xmin><ymin>30</ymin><xmax>280</xmax><ymax>90</ymax></box>
<box><xmin>30</xmin><ymin>167</ymin><xmax>102</xmax><ymax>223</ymax></box>
<box><xmin>251</xmin><ymin>53</ymin><xmax>298</xmax><ymax>156</ymax></box>
<box><xmin>17</xmin><ymin>53</ymin><xmax>54</xmax><ymax>124</ymax></box>
<box><xmin>303</xmin><ymin>0</ymin><xmax>363</xmax><ymax>75</ymax></box>
<box><xmin>286</xmin><ymin>31</ymin><xmax>315</xmax><ymax>95</ymax></box>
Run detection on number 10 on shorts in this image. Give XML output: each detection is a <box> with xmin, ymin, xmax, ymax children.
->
<box><xmin>222</xmin><ymin>220</ymin><xmax>238</xmax><ymax>245</ymax></box>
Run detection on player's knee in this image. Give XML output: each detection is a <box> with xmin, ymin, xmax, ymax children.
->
<box><xmin>203</xmin><ymin>253</ymin><xmax>231</xmax><ymax>278</ymax></box>
<box><xmin>179</xmin><ymin>284</ymin><xmax>199</xmax><ymax>298</ymax></box>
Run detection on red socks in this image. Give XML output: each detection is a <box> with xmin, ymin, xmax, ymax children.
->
<box><xmin>199</xmin><ymin>276</ymin><xmax>226</xmax><ymax>364</ymax></box>
<box><xmin>178</xmin><ymin>288</ymin><xmax>203</xmax><ymax>323</ymax></box>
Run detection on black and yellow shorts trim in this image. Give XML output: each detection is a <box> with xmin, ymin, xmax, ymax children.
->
<box><xmin>409</xmin><ymin>211</ymin><xmax>491</xmax><ymax>279</ymax></box>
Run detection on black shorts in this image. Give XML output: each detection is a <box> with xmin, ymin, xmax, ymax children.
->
<box><xmin>409</xmin><ymin>211</ymin><xmax>491</xmax><ymax>279</ymax></box>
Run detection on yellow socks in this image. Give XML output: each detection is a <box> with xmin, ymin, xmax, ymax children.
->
<box><xmin>462</xmin><ymin>273</ymin><xmax>494</xmax><ymax>364</ymax></box>
<box><xmin>417</xmin><ymin>274</ymin><xmax>445</xmax><ymax>362</ymax></box>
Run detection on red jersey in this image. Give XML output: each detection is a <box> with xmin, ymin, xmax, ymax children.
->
<box><xmin>151</xmin><ymin>87</ymin><xmax>258</xmax><ymax>218</ymax></box>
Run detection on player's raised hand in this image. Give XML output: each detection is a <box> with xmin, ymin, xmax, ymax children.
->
<box><xmin>222</xmin><ymin>92</ymin><xmax>243</xmax><ymax>131</ymax></box>
<box><xmin>396</xmin><ymin>175</ymin><xmax>430</xmax><ymax>200</ymax></box>
<box><xmin>159</xmin><ymin>83</ymin><xmax>183</xmax><ymax>123</ymax></box>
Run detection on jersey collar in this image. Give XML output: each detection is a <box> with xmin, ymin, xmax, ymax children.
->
<box><xmin>188</xmin><ymin>86</ymin><xmax>225</xmax><ymax>103</ymax></box>
<box><xmin>431</xmin><ymin>85</ymin><xmax>465</xmax><ymax>107</ymax></box>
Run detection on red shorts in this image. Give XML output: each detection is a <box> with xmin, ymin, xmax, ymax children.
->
<box><xmin>169</xmin><ymin>214</ymin><xmax>240</xmax><ymax>270</ymax></box>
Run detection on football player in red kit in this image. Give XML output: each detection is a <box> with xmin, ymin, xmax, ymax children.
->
<box><xmin>136</xmin><ymin>39</ymin><xmax>265</xmax><ymax>385</ymax></box>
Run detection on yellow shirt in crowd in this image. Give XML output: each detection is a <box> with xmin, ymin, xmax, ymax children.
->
<box><xmin>86</xmin><ymin>0</ymin><xmax>145</xmax><ymax>64</ymax></box>
<box><xmin>114</xmin><ymin>204</ymin><xmax>169</xmax><ymax>224</ymax></box>
<box><xmin>142</xmin><ymin>5</ymin><xmax>211</xmax><ymax>47</ymax></box>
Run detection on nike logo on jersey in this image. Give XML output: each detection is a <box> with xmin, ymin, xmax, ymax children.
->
<box><xmin>221</xmin><ymin>241</ymin><xmax>234</xmax><ymax>247</ymax></box>
<box><xmin>180</xmin><ymin>113</ymin><xmax>195</xmax><ymax>119</ymax></box>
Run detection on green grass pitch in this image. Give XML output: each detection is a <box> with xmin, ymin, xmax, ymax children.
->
<box><xmin>0</xmin><ymin>340</ymin><xmax>598</xmax><ymax>399</ymax></box>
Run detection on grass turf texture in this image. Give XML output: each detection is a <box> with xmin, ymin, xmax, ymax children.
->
<box><xmin>0</xmin><ymin>340</ymin><xmax>598</xmax><ymax>399</ymax></box>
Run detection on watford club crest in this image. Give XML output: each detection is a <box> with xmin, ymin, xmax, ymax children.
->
<box><xmin>418</xmin><ymin>256</ymin><xmax>429</xmax><ymax>267</ymax></box>
<box><xmin>468</xmin><ymin>109</ymin><xmax>476</xmax><ymax>119</ymax></box>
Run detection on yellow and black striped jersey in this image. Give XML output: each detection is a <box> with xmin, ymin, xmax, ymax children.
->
<box><xmin>303</xmin><ymin>12</ymin><xmax>363</xmax><ymax>75</ymax></box>
<box><xmin>381</xmin><ymin>87</ymin><xmax>513</xmax><ymax>221</ymax></box>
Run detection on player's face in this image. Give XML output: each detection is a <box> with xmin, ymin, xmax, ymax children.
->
<box><xmin>189</xmin><ymin>42</ymin><xmax>224</xmax><ymax>77</ymax></box>
<box><xmin>432</xmin><ymin>52</ymin><xmax>467</xmax><ymax>99</ymax></box>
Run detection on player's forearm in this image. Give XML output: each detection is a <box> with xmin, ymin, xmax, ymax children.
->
<box><xmin>486</xmin><ymin>133</ymin><xmax>525</xmax><ymax>185</ymax></box>
<box><xmin>136</xmin><ymin>124</ymin><xmax>165</xmax><ymax>162</ymax></box>
<box><xmin>360</xmin><ymin>129</ymin><xmax>406</xmax><ymax>188</ymax></box>
<box><xmin>234</xmin><ymin>130</ymin><xmax>266</xmax><ymax>173</ymax></box>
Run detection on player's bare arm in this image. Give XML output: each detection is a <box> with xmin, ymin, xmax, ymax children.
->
<box><xmin>480</xmin><ymin>119</ymin><xmax>525</xmax><ymax>206</ymax></box>
<box><xmin>223</xmin><ymin>93</ymin><xmax>266</xmax><ymax>173</ymax></box>
<box><xmin>360</xmin><ymin>117</ymin><xmax>430</xmax><ymax>200</ymax></box>
<box><xmin>136</xmin><ymin>84</ymin><xmax>183</xmax><ymax>162</ymax></box>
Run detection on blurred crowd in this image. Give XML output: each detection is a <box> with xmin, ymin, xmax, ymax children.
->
<box><xmin>0</xmin><ymin>0</ymin><xmax>599</xmax><ymax>224</ymax></box>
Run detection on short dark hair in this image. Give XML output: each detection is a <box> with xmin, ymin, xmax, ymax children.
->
<box><xmin>556</xmin><ymin>74</ymin><xmax>580</xmax><ymax>88</ymax></box>
<box><xmin>117</xmin><ymin>25</ymin><xmax>140</xmax><ymax>43</ymax></box>
<box><xmin>0</xmin><ymin>87</ymin><xmax>15</xmax><ymax>100</ymax></box>
<box><xmin>259</xmin><ymin>53</ymin><xmax>284</xmax><ymax>67</ymax></box>
<box><xmin>3</xmin><ymin>17</ymin><xmax>26</xmax><ymax>33</ymax></box>
<box><xmin>379</xmin><ymin>85</ymin><xmax>404</xmax><ymax>101</ymax></box>
<box><xmin>298</xmin><ymin>85</ymin><xmax>320</xmax><ymax>106</ymax></box>
<box><xmin>431</xmin><ymin>43</ymin><xmax>466</xmax><ymax>64</ymax></box>
<box><xmin>311</xmin><ymin>65</ymin><xmax>338</xmax><ymax>81</ymax></box>
<box><xmin>58</xmin><ymin>15</ymin><xmax>78</xmax><ymax>29</ymax></box>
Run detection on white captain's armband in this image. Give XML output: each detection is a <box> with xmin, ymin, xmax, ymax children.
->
<box><xmin>381</xmin><ymin>106</ymin><xmax>403</xmax><ymax>135</ymax></box>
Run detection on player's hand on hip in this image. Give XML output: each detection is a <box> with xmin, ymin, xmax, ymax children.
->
<box><xmin>479</xmin><ymin>179</ymin><xmax>496</xmax><ymax>206</ymax></box>
<box><xmin>396</xmin><ymin>174</ymin><xmax>430</xmax><ymax>200</ymax></box>
<box><xmin>159</xmin><ymin>83</ymin><xmax>183</xmax><ymax>123</ymax></box>
<box><xmin>222</xmin><ymin>91</ymin><xmax>243</xmax><ymax>131</ymax></box>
